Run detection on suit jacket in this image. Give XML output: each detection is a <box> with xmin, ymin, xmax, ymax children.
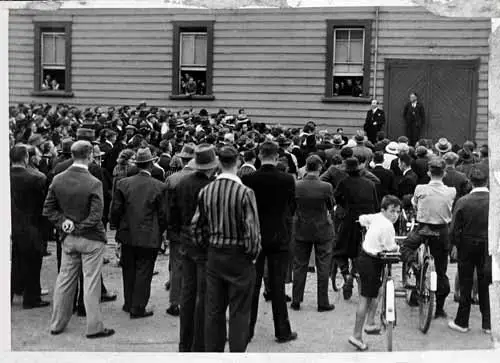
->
<box><xmin>451</xmin><ymin>191</ymin><xmax>489</xmax><ymax>247</ymax></box>
<box><xmin>370</xmin><ymin>165</ymin><xmax>396</xmax><ymax>202</ymax></box>
<box><xmin>294</xmin><ymin>175</ymin><xmax>334</xmax><ymax>243</ymax></box>
<box><xmin>99</xmin><ymin>141</ymin><xmax>113</xmax><ymax>156</ymax></box>
<box><xmin>443</xmin><ymin>167</ymin><xmax>471</xmax><ymax>206</ymax></box>
<box><xmin>165</xmin><ymin>167</ymin><xmax>194</xmax><ymax>242</ymax></box>
<box><xmin>403</xmin><ymin>101</ymin><xmax>426</xmax><ymax>128</ymax></box>
<box><xmin>43</xmin><ymin>165</ymin><xmax>107</xmax><ymax>243</ymax></box>
<box><xmin>242</xmin><ymin>164</ymin><xmax>296</xmax><ymax>251</ymax></box>
<box><xmin>110</xmin><ymin>170</ymin><xmax>167</xmax><ymax>249</ymax></box>
<box><xmin>364</xmin><ymin>108</ymin><xmax>386</xmax><ymax>140</ymax></box>
<box><xmin>102</xmin><ymin>141</ymin><xmax>126</xmax><ymax>176</ymax></box>
<box><xmin>397</xmin><ymin>170</ymin><xmax>418</xmax><ymax>200</ymax></box>
<box><xmin>10</xmin><ymin>166</ymin><xmax>47</xmax><ymax>252</ymax></box>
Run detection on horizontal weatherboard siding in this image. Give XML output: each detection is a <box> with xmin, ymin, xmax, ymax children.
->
<box><xmin>8</xmin><ymin>6</ymin><xmax>490</xmax><ymax>144</ymax></box>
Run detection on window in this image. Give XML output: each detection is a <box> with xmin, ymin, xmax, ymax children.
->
<box><xmin>33</xmin><ymin>22</ymin><xmax>73</xmax><ymax>97</ymax></box>
<box><xmin>324</xmin><ymin>20</ymin><xmax>372</xmax><ymax>103</ymax></box>
<box><xmin>171</xmin><ymin>21</ymin><xmax>214</xmax><ymax>100</ymax></box>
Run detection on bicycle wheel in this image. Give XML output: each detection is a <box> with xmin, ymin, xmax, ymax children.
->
<box><xmin>418</xmin><ymin>258</ymin><xmax>436</xmax><ymax>333</ymax></box>
<box><xmin>387</xmin><ymin>321</ymin><xmax>394</xmax><ymax>352</ymax></box>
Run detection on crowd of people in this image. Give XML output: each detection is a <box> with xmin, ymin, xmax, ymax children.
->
<box><xmin>9</xmin><ymin>101</ymin><xmax>492</xmax><ymax>352</ymax></box>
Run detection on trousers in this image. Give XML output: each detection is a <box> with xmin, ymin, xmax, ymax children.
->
<box><xmin>168</xmin><ymin>240</ymin><xmax>183</xmax><ymax>306</ymax></box>
<box><xmin>205</xmin><ymin>247</ymin><xmax>255</xmax><ymax>352</ymax></box>
<box><xmin>50</xmin><ymin>235</ymin><xmax>105</xmax><ymax>335</ymax></box>
<box><xmin>11</xmin><ymin>241</ymin><xmax>43</xmax><ymax>306</ymax></box>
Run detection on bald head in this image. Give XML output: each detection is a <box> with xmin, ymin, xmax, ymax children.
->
<box><xmin>71</xmin><ymin>140</ymin><xmax>93</xmax><ymax>162</ymax></box>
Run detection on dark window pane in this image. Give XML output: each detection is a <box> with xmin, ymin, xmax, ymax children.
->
<box><xmin>333</xmin><ymin>76</ymin><xmax>364</xmax><ymax>97</ymax></box>
<box><xmin>180</xmin><ymin>70</ymin><xmax>207</xmax><ymax>95</ymax></box>
<box><xmin>42</xmin><ymin>68</ymin><xmax>65</xmax><ymax>91</ymax></box>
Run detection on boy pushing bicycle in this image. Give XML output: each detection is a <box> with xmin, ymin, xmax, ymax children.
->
<box><xmin>348</xmin><ymin>195</ymin><xmax>402</xmax><ymax>351</ymax></box>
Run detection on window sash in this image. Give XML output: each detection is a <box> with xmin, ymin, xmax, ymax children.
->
<box><xmin>333</xmin><ymin>28</ymin><xmax>365</xmax><ymax>72</ymax></box>
<box><xmin>41</xmin><ymin>32</ymin><xmax>66</xmax><ymax>67</ymax></box>
<box><xmin>180</xmin><ymin>32</ymin><xmax>207</xmax><ymax>67</ymax></box>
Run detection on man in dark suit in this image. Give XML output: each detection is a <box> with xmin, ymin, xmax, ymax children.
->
<box><xmin>291</xmin><ymin>155</ymin><xmax>335</xmax><ymax>312</ymax></box>
<box><xmin>443</xmin><ymin>152</ymin><xmax>471</xmax><ymax>206</ymax></box>
<box><xmin>412</xmin><ymin>146</ymin><xmax>431</xmax><ymax>185</ymax></box>
<box><xmin>396</xmin><ymin>153</ymin><xmax>418</xmax><ymax>202</ymax></box>
<box><xmin>242</xmin><ymin>141</ymin><xmax>298</xmax><ymax>344</ymax></box>
<box><xmin>109</xmin><ymin>148</ymin><xmax>167</xmax><ymax>319</ymax></box>
<box><xmin>448</xmin><ymin>165</ymin><xmax>491</xmax><ymax>334</ymax></box>
<box><xmin>403</xmin><ymin>92</ymin><xmax>426</xmax><ymax>146</ymax></box>
<box><xmin>364</xmin><ymin>100</ymin><xmax>386</xmax><ymax>144</ymax></box>
<box><xmin>10</xmin><ymin>144</ymin><xmax>50</xmax><ymax>309</ymax></box>
<box><xmin>43</xmin><ymin>140</ymin><xmax>114</xmax><ymax>338</ymax></box>
<box><xmin>370</xmin><ymin>151</ymin><xmax>396</xmax><ymax>203</ymax></box>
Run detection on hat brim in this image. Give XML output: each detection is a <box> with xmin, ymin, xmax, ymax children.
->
<box><xmin>385</xmin><ymin>147</ymin><xmax>398</xmax><ymax>155</ymax></box>
<box><xmin>188</xmin><ymin>157</ymin><xmax>219</xmax><ymax>171</ymax></box>
<box><xmin>435</xmin><ymin>143</ymin><xmax>452</xmax><ymax>153</ymax></box>
<box><xmin>134</xmin><ymin>156</ymin><xmax>159</xmax><ymax>164</ymax></box>
<box><xmin>178</xmin><ymin>152</ymin><xmax>194</xmax><ymax>159</ymax></box>
<box><xmin>333</xmin><ymin>140</ymin><xmax>345</xmax><ymax>146</ymax></box>
<box><xmin>93</xmin><ymin>152</ymin><xmax>106</xmax><ymax>157</ymax></box>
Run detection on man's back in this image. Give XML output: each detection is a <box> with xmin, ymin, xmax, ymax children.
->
<box><xmin>111</xmin><ymin>172</ymin><xmax>166</xmax><ymax>248</ymax></box>
<box><xmin>413</xmin><ymin>181</ymin><xmax>456</xmax><ymax>225</ymax></box>
<box><xmin>242</xmin><ymin>164</ymin><xmax>295</xmax><ymax>250</ymax></box>
<box><xmin>352</xmin><ymin>145</ymin><xmax>373</xmax><ymax>164</ymax></box>
<box><xmin>443</xmin><ymin>168</ymin><xmax>471</xmax><ymax>203</ymax></box>
<box><xmin>371</xmin><ymin>165</ymin><xmax>395</xmax><ymax>201</ymax></box>
<box><xmin>397</xmin><ymin>170</ymin><xmax>418</xmax><ymax>199</ymax></box>
<box><xmin>452</xmin><ymin>191</ymin><xmax>488</xmax><ymax>243</ymax></box>
<box><xmin>45</xmin><ymin>166</ymin><xmax>106</xmax><ymax>243</ymax></box>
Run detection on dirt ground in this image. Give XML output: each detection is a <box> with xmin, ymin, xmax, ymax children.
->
<box><xmin>11</xmin><ymin>236</ymin><xmax>494</xmax><ymax>352</ymax></box>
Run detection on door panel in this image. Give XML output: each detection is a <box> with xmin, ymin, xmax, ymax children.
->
<box><xmin>385</xmin><ymin>63</ymin><xmax>428</xmax><ymax>140</ymax></box>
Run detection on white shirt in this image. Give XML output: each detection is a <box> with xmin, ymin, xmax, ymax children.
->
<box><xmin>359</xmin><ymin>213</ymin><xmax>398</xmax><ymax>255</ymax></box>
<box><xmin>383</xmin><ymin>153</ymin><xmax>397</xmax><ymax>170</ymax></box>
<box><xmin>217</xmin><ymin>172</ymin><xmax>243</xmax><ymax>185</ymax></box>
<box><xmin>72</xmin><ymin>162</ymin><xmax>89</xmax><ymax>170</ymax></box>
<box><xmin>470</xmin><ymin>187</ymin><xmax>489</xmax><ymax>194</ymax></box>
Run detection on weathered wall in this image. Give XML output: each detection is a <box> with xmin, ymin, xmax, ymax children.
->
<box><xmin>8</xmin><ymin>6</ymin><xmax>490</xmax><ymax>142</ymax></box>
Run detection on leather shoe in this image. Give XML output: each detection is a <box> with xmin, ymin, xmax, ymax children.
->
<box><xmin>434</xmin><ymin>309</ymin><xmax>448</xmax><ymax>319</ymax></box>
<box><xmin>285</xmin><ymin>294</ymin><xmax>292</xmax><ymax>302</ymax></box>
<box><xmin>86</xmin><ymin>328</ymin><xmax>115</xmax><ymax>339</ymax></box>
<box><xmin>130</xmin><ymin>310</ymin><xmax>154</xmax><ymax>319</ymax></box>
<box><xmin>50</xmin><ymin>329</ymin><xmax>63</xmax><ymax>335</ymax></box>
<box><xmin>101</xmin><ymin>293</ymin><xmax>117</xmax><ymax>303</ymax></box>
<box><xmin>76</xmin><ymin>307</ymin><xmax>86</xmax><ymax>317</ymax></box>
<box><xmin>166</xmin><ymin>305</ymin><xmax>180</xmax><ymax>317</ymax></box>
<box><xmin>165</xmin><ymin>281</ymin><xmax>171</xmax><ymax>291</ymax></box>
<box><xmin>290</xmin><ymin>302</ymin><xmax>301</xmax><ymax>311</ymax></box>
<box><xmin>276</xmin><ymin>332</ymin><xmax>298</xmax><ymax>343</ymax></box>
<box><xmin>122</xmin><ymin>305</ymin><xmax>130</xmax><ymax>313</ymax></box>
<box><xmin>318</xmin><ymin>304</ymin><xmax>335</xmax><ymax>312</ymax></box>
<box><xmin>263</xmin><ymin>291</ymin><xmax>271</xmax><ymax>302</ymax></box>
<box><xmin>23</xmin><ymin>300</ymin><xmax>50</xmax><ymax>309</ymax></box>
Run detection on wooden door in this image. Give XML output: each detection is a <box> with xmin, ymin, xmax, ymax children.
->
<box><xmin>384</xmin><ymin>59</ymin><xmax>479</xmax><ymax>143</ymax></box>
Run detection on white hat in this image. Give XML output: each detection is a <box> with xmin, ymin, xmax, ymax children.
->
<box><xmin>385</xmin><ymin>142</ymin><xmax>399</xmax><ymax>155</ymax></box>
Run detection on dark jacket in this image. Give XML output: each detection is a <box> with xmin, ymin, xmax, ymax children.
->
<box><xmin>294</xmin><ymin>175</ymin><xmax>334</xmax><ymax>243</ymax></box>
<box><xmin>334</xmin><ymin>172</ymin><xmax>379</xmax><ymax>258</ymax></box>
<box><xmin>397</xmin><ymin>170</ymin><xmax>418</xmax><ymax>200</ymax></box>
<box><xmin>443</xmin><ymin>167</ymin><xmax>471</xmax><ymax>207</ymax></box>
<box><xmin>102</xmin><ymin>141</ymin><xmax>126</xmax><ymax>176</ymax></box>
<box><xmin>10</xmin><ymin>166</ymin><xmax>47</xmax><ymax>252</ymax></box>
<box><xmin>412</xmin><ymin>157</ymin><xmax>430</xmax><ymax>185</ymax></box>
<box><xmin>43</xmin><ymin>165</ymin><xmax>107</xmax><ymax>243</ymax></box>
<box><xmin>242</xmin><ymin>164</ymin><xmax>296</xmax><ymax>251</ymax></box>
<box><xmin>403</xmin><ymin>101</ymin><xmax>426</xmax><ymax>129</ymax></box>
<box><xmin>370</xmin><ymin>165</ymin><xmax>396</xmax><ymax>202</ymax></box>
<box><xmin>109</xmin><ymin>170</ymin><xmax>167</xmax><ymax>249</ymax></box>
<box><xmin>364</xmin><ymin>108</ymin><xmax>386</xmax><ymax>142</ymax></box>
<box><xmin>451</xmin><ymin>191</ymin><xmax>489</xmax><ymax>247</ymax></box>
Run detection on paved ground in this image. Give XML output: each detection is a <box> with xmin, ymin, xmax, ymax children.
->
<box><xmin>11</xmin><ymin>236</ymin><xmax>494</xmax><ymax>352</ymax></box>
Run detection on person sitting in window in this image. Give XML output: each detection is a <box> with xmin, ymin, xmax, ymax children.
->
<box><xmin>50</xmin><ymin>79</ymin><xmax>60</xmax><ymax>91</ymax></box>
<box><xmin>185</xmin><ymin>77</ymin><xmax>197</xmax><ymax>96</ymax></box>
<box><xmin>42</xmin><ymin>74</ymin><xmax>52</xmax><ymax>90</ymax></box>
<box><xmin>344</xmin><ymin>79</ymin><xmax>354</xmax><ymax>96</ymax></box>
<box><xmin>181</xmin><ymin>73</ymin><xmax>190</xmax><ymax>94</ymax></box>
<box><xmin>197</xmin><ymin>80</ymin><xmax>206</xmax><ymax>95</ymax></box>
<box><xmin>352</xmin><ymin>79</ymin><xmax>363</xmax><ymax>97</ymax></box>
<box><xmin>334</xmin><ymin>82</ymin><xmax>341</xmax><ymax>96</ymax></box>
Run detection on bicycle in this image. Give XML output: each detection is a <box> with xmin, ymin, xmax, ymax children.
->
<box><xmin>404</xmin><ymin>225</ymin><xmax>438</xmax><ymax>334</ymax></box>
<box><xmin>378</xmin><ymin>250</ymin><xmax>401</xmax><ymax>352</ymax></box>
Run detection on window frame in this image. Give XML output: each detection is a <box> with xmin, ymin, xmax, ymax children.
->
<box><xmin>324</xmin><ymin>20</ymin><xmax>372</xmax><ymax>103</ymax></box>
<box><xmin>171</xmin><ymin>21</ymin><xmax>215</xmax><ymax>101</ymax></box>
<box><xmin>33</xmin><ymin>21</ymin><xmax>73</xmax><ymax>97</ymax></box>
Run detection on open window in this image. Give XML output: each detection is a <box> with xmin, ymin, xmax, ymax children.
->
<box><xmin>171</xmin><ymin>21</ymin><xmax>214</xmax><ymax>100</ymax></box>
<box><xmin>324</xmin><ymin>20</ymin><xmax>372</xmax><ymax>103</ymax></box>
<box><xmin>33</xmin><ymin>22</ymin><xmax>73</xmax><ymax>97</ymax></box>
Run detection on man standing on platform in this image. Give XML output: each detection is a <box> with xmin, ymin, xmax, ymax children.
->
<box><xmin>192</xmin><ymin>146</ymin><xmax>261</xmax><ymax>352</ymax></box>
<box><xmin>243</xmin><ymin>140</ymin><xmax>298</xmax><ymax>344</ymax></box>
<box><xmin>364</xmin><ymin>99</ymin><xmax>386</xmax><ymax>144</ymax></box>
<box><xmin>403</xmin><ymin>92</ymin><xmax>426</xmax><ymax>145</ymax></box>
<box><xmin>110</xmin><ymin>148</ymin><xmax>167</xmax><ymax>319</ymax></box>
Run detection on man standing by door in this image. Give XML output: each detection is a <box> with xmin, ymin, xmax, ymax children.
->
<box><xmin>243</xmin><ymin>141</ymin><xmax>298</xmax><ymax>344</ymax></box>
<box><xmin>403</xmin><ymin>92</ymin><xmax>426</xmax><ymax>146</ymax></box>
<box><xmin>364</xmin><ymin>99</ymin><xmax>386</xmax><ymax>144</ymax></box>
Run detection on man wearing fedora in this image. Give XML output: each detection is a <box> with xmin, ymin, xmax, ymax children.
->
<box><xmin>403</xmin><ymin>92</ymin><xmax>426</xmax><ymax>146</ymax></box>
<box><xmin>383</xmin><ymin>141</ymin><xmax>399</xmax><ymax>170</ymax></box>
<box><xmin>172</xmin><ymin>144</ymin><xmax>219</xmax><ymax>352</ymax></box>
<box><xmin>43</xmin><ymin>140</ymin><xmax>114</xmax><ymax>339</ymax></box>
<box><xmin>192</xmin><ymin>146</ymin><xmax>261</xmax><ymax>352</ymax></box>
<box><xmin>435</xmin><ymin>138</ymin><xmax>452</xmax><ymax>157</ymax></box>
<box><xmin>164</xmin><ymin>143</ymin><xmax>195</xmax><ymax>317</ymax></box>
<box><xmin>276</xmin><ymin>135</ymin><xmax>298</xmax><ymax>177</ymax></box>
<box><xmin>237</xmin><ymin>150</ymin><xmax>257</xmax><ymax>178</ymax></box>
<box><xmin>352</xmin><ymin>132</ymin><xmax>373</xmax><ymax>165</ymax></box>
<box><xmin>364</xmin><ymin>99</ymin><xmax>386</xmax><ymax>144</ymax></box>
<box><xmin>325</xmin><ymin>134</ymin><xmax>345</xmax><ymax>167</ymax></box>
<box><xmin>243</xmin><ymin>141</ymin><xmax>298</xmax><ymax>344</ymax></box>
<box><xmin>109</xmin><ymin>148</ymin><xmax>167</xmax><ymax>319</ymax></box>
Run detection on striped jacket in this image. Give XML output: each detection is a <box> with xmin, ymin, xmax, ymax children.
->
<box><xmin>191</xmin><ymin>173</ymin><xmax>262</xmax><ymax>259</ymax></box>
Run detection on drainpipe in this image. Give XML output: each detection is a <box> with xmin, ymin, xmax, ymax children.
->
<box><xmin>372</xmin><ymin>6</ymin><xmax>380</xmax><ymax>100</ymax></box>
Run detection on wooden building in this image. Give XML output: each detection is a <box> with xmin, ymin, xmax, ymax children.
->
<box><xmin>8</xmin><ymin>5</ymin><xmax>490</xmax><ymax>144</ymax></box>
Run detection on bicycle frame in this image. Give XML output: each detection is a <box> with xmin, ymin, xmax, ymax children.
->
<box><xmin>418</xmin><ymin>242</ymin><xmax>438</xmax><ymax>293</ymax></box>
<box><xmin>381</xmin><ymin>262</ymin><xmax>397</xmax><ymax>326</ymax></box>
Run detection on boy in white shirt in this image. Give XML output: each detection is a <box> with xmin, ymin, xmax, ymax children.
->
<box><xmin>348</xmin><ymin>195</ymin><xmax>402</xmax><ymax>351</ymax></box>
